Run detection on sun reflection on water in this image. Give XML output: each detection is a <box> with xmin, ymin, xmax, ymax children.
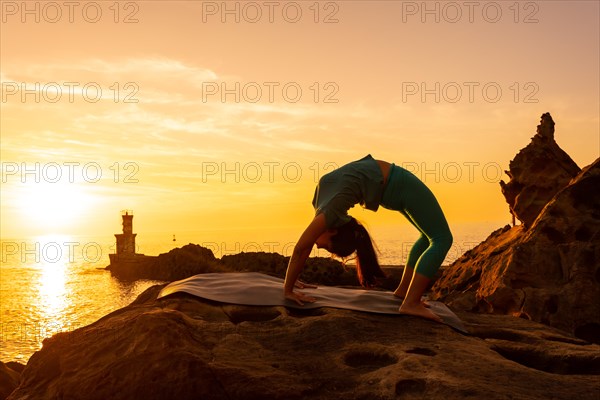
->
<box><xmin>33</xmin><ymin>234</ymin><xmax>74</xmax><ymax>335</ymax></box>
<box><xmin>2</xmin><ymin>234</ymin><xmax>166</xmax><ymax>362</ymax></box>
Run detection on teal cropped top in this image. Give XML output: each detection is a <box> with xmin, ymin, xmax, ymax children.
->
<box><xmin>312</xmin><ymin>154</ymin><xmax>386</xmax><ymax>228</ymax></box>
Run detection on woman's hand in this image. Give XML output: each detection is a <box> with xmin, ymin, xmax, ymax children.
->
<box><xmin>294</xmin><ymin>280</ymin><xmax>318</xmax><ymax>289</ymax></box>
<box><xmin>285</xmin><ymin>290</ymin><xmax>317</xmax><ymax>306</ymax></box>
<box><xmin>283</xmin><ymin>214</ymin><xmax>326</xmax><ymax>306</ymax></box>
<box><xmin>283</xmin><ymin>214</ymin><xmax>327</xmax><ymax>293</ymax></box>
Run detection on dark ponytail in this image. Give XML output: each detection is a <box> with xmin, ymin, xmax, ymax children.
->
<box><xmin>330</xmin><ymin>218</ymin><xmax>386</xmax><ymax>288</ymax></box>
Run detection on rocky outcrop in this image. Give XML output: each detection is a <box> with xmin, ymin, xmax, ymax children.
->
<box><xmin>6</xmin><ymin>285</ymin><xmax>600</xmax><ymax>400</ymax></box>
<box><xmin>106</xmin><ymin>244</ymin><xmax>406</xmax><ymax>290</ymax></box>
<box><xmin>431</xmin><ymin>114</ymin><xmax>600</xmax><ymax>343</ymax></box>
<box><xmin>221</xmin><ymin>252</ymin><xmax>405</xmax><ymax>289</ymax></box>
<box><xmin>221</xmin><ymin>251</ymin><xmax>358</xmax><ymax>286</ymax></box>
<box><xmin>499</xmin><ymin>112</ymin><xmax>580</xmax><ymax>227</ymax></box>
<box><xmin>0</xmin><ymin>362</ymin><xmax>22</xmax><ymax>400</ymax></box>
<box><xmin>106</xmin><ymin>244</ymin><xmax>222</xmax><ymax>281</ymax></box>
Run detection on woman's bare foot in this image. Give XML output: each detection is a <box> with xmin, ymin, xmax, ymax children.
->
<box><xmin>393</xmin><ymin>292</ymin><xmax>406</xmax><ymax>299</ymax></box>
<box><xmin>393</xmin><ymin>293</ymin><xmax>431</xmax><ymax>308</ymax></box>
<box><xmin>399</xmin><ymin>302</ymin><xmax>442</xmax><ymax>322</ymax></box>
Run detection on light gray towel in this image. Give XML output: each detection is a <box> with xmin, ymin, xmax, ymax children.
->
<box><xmin>158</xmin><ymin>272</ymin><xmax>468</xmax><ymax>333</ymax></box>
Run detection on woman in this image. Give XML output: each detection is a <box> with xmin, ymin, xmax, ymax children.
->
<box><xmin>283</xmin><ymin>154</ymin><xmax>453</xmax><ymax>322</ymax></box>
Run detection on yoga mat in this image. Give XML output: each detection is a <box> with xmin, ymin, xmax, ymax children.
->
<box><xmin>157</xmin><ymin>272</ymin><xmax>468</xmax><ymax>334</ymax></box>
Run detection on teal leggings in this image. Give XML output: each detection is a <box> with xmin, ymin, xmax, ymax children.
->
<box><xmin>380</xmin><ymin>164</ymin><xmax>453</xmax><ymax>278</ymax></box>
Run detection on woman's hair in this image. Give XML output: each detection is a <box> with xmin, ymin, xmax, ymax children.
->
<box><xmin>329</xmin><ymin>218</ymin><xmax>386</xmax><ymax>288</ymax></box>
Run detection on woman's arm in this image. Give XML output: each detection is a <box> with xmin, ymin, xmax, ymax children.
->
<box><xmin>283</xmin><ymin>213</ymin><xmax>327</xmax><ymax>305</ymax></box>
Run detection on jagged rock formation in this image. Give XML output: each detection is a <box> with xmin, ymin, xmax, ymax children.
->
<box><xmin>5</xmin><ymin>285</ymin><xmax>600</xmax><ymax>400</ymax></box>
<box><xmin>500</xmin><ymin>112</ymin><xmax>580</xmax><ymax>227</ymax></box>
<box><xmin>431</xmin><ymin>113</ymin><xmax>600</xmax><ymax>343</ymax></box>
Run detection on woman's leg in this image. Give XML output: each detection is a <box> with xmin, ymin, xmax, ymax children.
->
<box><xmin>383</xmin><ymin>166</ymin><xmax>452</xmax><ymax>321</ymax></box>
<box><xmin>381</xmin><ymin>165</ymin><xmax>452</xmax><ymax>321</ymax></box>
<box><xmin>385</xmin><ymin>189</ymin><xmax>431</xmax><ymax>298</ymax></box>
<box><xmin>393</xmin><ymin>231</ymin><xmax>429</xmax><ymax>298</ymax></box>
<box><xmin>391</xmin><ymin>168</ymin><xmax>453</xmax><ymax>321</ymax></box>
<box><xmin>393</xmin><ymin>221</ymin><xmax>438</xmax><ymax>311</ymax></box>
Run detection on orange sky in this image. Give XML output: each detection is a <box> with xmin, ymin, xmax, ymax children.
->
<box><xmin>1</xmin><ymin>0</ymin><xmax>599</xmax><ymax>239</ymax></box>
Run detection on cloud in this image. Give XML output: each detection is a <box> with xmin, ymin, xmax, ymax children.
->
<box><xmin>2</xmin><ymin>56</ymin><xmax>393</xmax><ymax>178</ymax></box>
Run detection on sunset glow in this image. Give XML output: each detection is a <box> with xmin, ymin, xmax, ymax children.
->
<box><xmin>1</xmin><ymin>1</ymin><xmax>598</xmax><ymax>240</ymax></box>
<box><xmin>15</xmin><ymin>182</ymin><xmax>94</xmax><ymax>231</ymax></box>
<box><xmin>0</xmin><ymin>2</ymin><xmax>599</xmax><ymax>382</ymax></box>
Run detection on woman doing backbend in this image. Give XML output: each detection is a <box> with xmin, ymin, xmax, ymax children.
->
<box><xmin>283</xmin><ymin>154</ymin><xmax>453</xmax><ymax>322</ymax></box>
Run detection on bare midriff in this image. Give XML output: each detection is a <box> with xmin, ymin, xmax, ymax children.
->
<box><xmin>375</xmin><ymin>159</ymin><xmax>392</xmax><ymax>187</ymax></box>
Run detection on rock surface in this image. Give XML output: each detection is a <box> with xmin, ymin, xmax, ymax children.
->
<box><xmin>6</xmin><ymin>284</ymin><xmax>600</xmax><ymax>400</ymax></box>
<box><xmin>431</xmin><ymin>114</ymin><xmax>600</xmax><ymax>343</ymax></box>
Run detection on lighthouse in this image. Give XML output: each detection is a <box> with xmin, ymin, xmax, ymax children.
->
<box><xmin>107</xmin><ymin>209</ymin><xmax>155</xmax><ymax>275</ymax></box>
<box><xmin>114</xmin><ymin>210</ymin><xmax>137</xmax><ymax>257</ymax></box>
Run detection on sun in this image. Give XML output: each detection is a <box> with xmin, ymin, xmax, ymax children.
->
<box><xmin>17</xmin><ymin>181</ymin><xmax>95</xmax><ymax>232</ymax></box>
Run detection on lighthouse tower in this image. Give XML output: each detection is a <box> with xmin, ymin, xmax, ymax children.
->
<box><xmin>114</xmin><ymin>210</ymin><xmax>137</xmax><ymax>256</ymax></box>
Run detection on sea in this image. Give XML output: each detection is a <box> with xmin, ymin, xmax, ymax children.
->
<box><xmin>0</xmin><ymin>222</ymin><xmax>501</xmax><ymax>363</ymax></box>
